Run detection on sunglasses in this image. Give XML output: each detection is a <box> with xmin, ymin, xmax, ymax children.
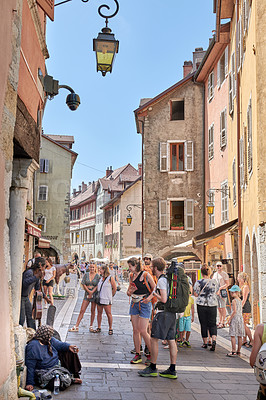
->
<box><xmin>217</xmin><ymin>265</ymin><xmax>222</xmax><ymax>268</ymax></box>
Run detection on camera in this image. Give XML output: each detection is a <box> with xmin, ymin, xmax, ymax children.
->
<box><xmin>66</xmin><ymin>93</ymin><xmax>80</xmax><ymax>111</ymax></box>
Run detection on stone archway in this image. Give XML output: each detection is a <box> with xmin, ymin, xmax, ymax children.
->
<box><xmin>244</xmin><ymin>235</ymin><xmax>251</xmax><ymax>277</ymax></box>
<box><xmin>252</xmin><ymin>235</ymin><xmax>260</xmax><ymax>326</ymax></box>
<box><xmin>97</xmin><ymin>250</ymin><xmax>102</xmax><ymax>258</ymax></box>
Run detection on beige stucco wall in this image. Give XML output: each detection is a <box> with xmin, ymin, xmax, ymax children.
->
<box><xmin>35</xmin><ymin>137</ymin><xmax>73</xmax><ymax>262</ymax></box>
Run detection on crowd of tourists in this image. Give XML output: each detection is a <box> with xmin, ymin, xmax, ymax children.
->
<box><xmin>20</xmin><ymin>252</ymin><xmax>266</xmax><ymax>399</ymax></box>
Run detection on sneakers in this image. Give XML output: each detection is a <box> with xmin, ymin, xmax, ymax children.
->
<box><xmin>130</xmin><ymin>354</ymin><xmax>142</xmax><ymax>364</ymax></box>
<box><xmin>145</xmin><ymin>354</ymin><xmax>151</xmax><ymax>366</ymax></box>
<box><xmin>138</xmin><ymin>365</ymin><xmax>158</xmax><ymax>377</ymax></box>
<box><xmin>130</xmin><ymin>345</ymin><xmax>143</xmax><ymax>354</ymax></box>
<box><xmin>159</xmin><ymin>368</ymin><xmax>177</xmax><ymax>379</ymax></box>
<box><xmin>183</xmin><ymin>340</ymin><xmax>191</xmax><ymax>348</ymax></box>
<box><xmin>178</xmin><ymin>341</ymin><xmax>184</xmax><ymax>347</ymax></box>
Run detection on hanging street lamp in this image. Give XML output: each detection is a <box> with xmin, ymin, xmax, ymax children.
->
<box><xmin>125</xmin><ymin>204</ymin><xmax>141</xmax><ymax>226</ymax></box>
<box><xmin>93</xmin><ymin>1</ymin><xmax>119</xmax><ymax>76</ymax></box>
<box><xmin>206</xmin><ymin>201</ymin><xmax>215</xmax><ymax>216</ymax></box>
<box><xmin>126</xmin><ymin>213</ymin><xmax>133</xmax><ymax>226</ymax></box>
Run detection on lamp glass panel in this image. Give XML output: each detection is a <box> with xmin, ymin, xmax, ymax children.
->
<box><xmin>95</xmin><ymin>40</ymin><xmax>117</xmax><ymax>71</ymax></box>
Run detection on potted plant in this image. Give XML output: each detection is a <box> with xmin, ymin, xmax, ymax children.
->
<box><xmin>171</xmin><ymin>222</ymin><xmax>184</xmax><ymax>230</ymax></box>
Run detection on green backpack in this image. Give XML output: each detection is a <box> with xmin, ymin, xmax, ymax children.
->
<box><xmin>164</xmin><ymin>261</ymin><xmax>190</xmax><ymax>313</ymax></box>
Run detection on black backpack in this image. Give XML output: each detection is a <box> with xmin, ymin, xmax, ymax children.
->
<box><xmin>164</xmin><ymin>261</ymin><xmax>190</xmax><ymax>313</ymax></box>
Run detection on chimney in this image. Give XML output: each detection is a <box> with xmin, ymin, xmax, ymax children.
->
<box><xmin>183</xmin><ymin>61</ymin><xmax>193</xmax><ymax>78</ymax></box>
<box><xmin>73</xmin><ymin>188</ymin><xmax>76</xmax><ymax>197</ymax></box>
<box><xmin>138</xmin><ymin>163</ymin><xmax>142</xmax><ymax>176</ymax></box>
<box><xmin>110</xmin><ymin>166</ymin><xmax>113</xmax><ymax>174</ymax></box>
<box><xmin>92</xmin><ymin>180</ymin><xmax>95</xmax><ymax>191</ymax></box>
<box><xmin>78</xmin><ymin>185</ymin><xmax>82</xmax><ymax>193</ymax></box>
<box><xmin>88</xmin><ymin>181</ymin><xmax>91</xmax><ymax>186</ymax></box>
<box><xmin>81</xmin><ymin>181</ymin><xmax>87</xmax><ymax>192</ymax></box>
<box><xmin>106</xmin><ymin>166</ymin><xmax>112</xmax><ymax>178</ymax></box>
<box><xmin>193</xmin><ymin>47</ymin><xmax>205</xmax><ymax>71</ymax></box>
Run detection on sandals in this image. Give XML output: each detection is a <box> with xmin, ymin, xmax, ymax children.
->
<box><xmin>217</xmin><ymin>323</ymin><xmax>225</xmax><ymax>329</ymax></box>
<box><xmin>243</xmin><ymin>341</ymin><xmax>252</xmax><ymax>348</ymax></box>
<box><xmin>89</xmin><ymin>326</ymin><xmax>94</xmax><ymax>333</ymax></box>
<box><xmin>68</xmin><ymin>326</ymin><xmax>79</xmax><ymax>332</ymax></box>
<box><xmin>93</xmin><ymin>328</ymin><xmax>101</xmax><ymax>333</ymax></box>
<box><xmin>226</xmin><ymin>352</ymin><xmax>237</xmax><ymax>357</ymax></box>
<box><xmin>108</xmin><ymin>329</ymin><xmax>113</xmax><ymax>335</ymax></box>
<box><xmin>210</xmin><ymin>340</ymin><xmax>216</xmax><ymax>351</ymax></box>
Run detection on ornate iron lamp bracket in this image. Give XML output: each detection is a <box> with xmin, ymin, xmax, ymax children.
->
<box><xmin>206</xmin><ymin>188</ymin><xmax>230</xmax><ymax>199</ymax></box>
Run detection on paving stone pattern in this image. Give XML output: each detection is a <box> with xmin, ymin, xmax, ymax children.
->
<box><xmin>53</xmin><ymin>284</ymin><xmax>258</xmax><ymax>400</ymax></box>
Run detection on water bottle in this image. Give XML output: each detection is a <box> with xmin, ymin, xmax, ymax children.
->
<box><xmin>53</xmin><ymin>374</ymin><xmax>60</xmax><ymax>395</ymax></box>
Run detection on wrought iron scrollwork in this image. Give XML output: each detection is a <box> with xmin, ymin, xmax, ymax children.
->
<box><xmin>98</xmin><ymin>0</ymin><xmax>119</xmax><ymax>21</ymax></box>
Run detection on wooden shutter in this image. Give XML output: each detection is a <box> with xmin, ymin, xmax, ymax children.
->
<box><xmin>160</xmin><ymin>142</ymin><xmax>168</xmax><ymax>172</ymax></box>
<box><xmin>229</xmin><ymin>72</ymin><xmax>234</xmax><ymax>115</ymax></box>
<box><xmin>208</xmin><ymin>125</ymin><xmax>214</xmax><ymax>160</ymax></box>
<box><xmin>244</xmin><ymin>126</ymin><xmax>248</xmax><ymax>185</ymax></box>
<box><xmin>36</xmin><ymin>0</ymin><xmax>54</xmax><ymax>21</ymax></box>
<box><xmin>40</xmin><ymin>159</ymin><xmax>44</xmax><ymax>173</ymax></box>
<box><xmin>185</xmin><ymin>199</ymin><xmax>194</xmax><ymax>230</ymax></box>
<box><xmin>217</xmin><ymin>60</ymin><xmax>221</xmax><ymax>89</ymax></box>
<box><xmin>232</xmin><ymin>53</ymin><xmax>236</xmax><ymax>98</ymax></box>
<box><xmin>239</xmin><ymin>137</ymin><xmax>244</xmax><ymax>189</ymax></box>
<box><xmin>247</xmin><ymin>100</ymin><xmax>253</xmax><ymax>173</ymax></box>
<box><xmin>159</xmin><ymin>200</ymin><xmax>169</xmax><ymax>231</ymax></box>
<box><xmin>232</xmin><ymin>159</ymin><xmax>237</xmax><ymax>205</ymax></box>
<box><xmin>185</xmin><ymin>141</ymin><xmax>194</xmax><ymax>171</ymax></box>
<box><xmin>220</xmin><ymin>109</ymin><xmax>227</xmax><ymax>148</ymax></box>
<box><xmin>225</xmin><ymin>47</ymin><xmax>228</xmax><ymax>77</ymax></box>
<box><xmin>44</xmin><ymin>159</ymin><xmax>49</xmax><ymax>173</ymax></box>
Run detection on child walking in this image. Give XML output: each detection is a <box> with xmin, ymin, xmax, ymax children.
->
<box><xmin>179</xmin><ymin>294</ymin><xmax>195</xmax><ymax>347</ymax></box>
<box><xmin>226</xmin><ymin>285</ymin><xmax>245</xmax><ymax>357</ymax></box>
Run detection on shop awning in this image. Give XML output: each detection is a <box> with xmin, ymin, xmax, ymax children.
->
<box><xmin>174</xmin><ymin>240</ymin><xmax>193</xmax><ymax>248</ymax></box>
<box><xmin>193</xmin><ymin>219</ymin><xmax>238</xmax><ymax>246</ymax></box>
<box><xmin>38</xmin><ymin>238</ymin><xmax>51</xmax><ymax>249</ymax></box>
<box><xmin>25</xmin><ymin>218</ymin><xmax>41</xmax><ymax>238</ymax></box>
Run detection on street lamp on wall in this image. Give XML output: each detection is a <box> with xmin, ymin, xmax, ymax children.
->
<box><xmin>206</xmin><ymin>187</ymin><xmax>230</xmax><ymax>216</ymax></box>
<box><xmin>126</xmin><ymin>204</ymin><xmax>141</xmax><ymax>226</ymax></box>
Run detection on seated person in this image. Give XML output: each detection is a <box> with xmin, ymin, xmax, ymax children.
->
<box><xmin>25</xmin><ymin>325</ymin><xmax>82</xmax><ymax>391</ymax></box>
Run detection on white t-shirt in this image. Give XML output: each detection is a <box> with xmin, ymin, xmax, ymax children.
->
<box><xmin>44</xmin><ymin>266</ymin><xmax>56</xmax><ymax>281</ymax></box>
<box><xmin>155</xmin><ymin>275</ymin><xmax>169</xmax><ymax>312</ymax></box>
<box><xmin>213</xmin><ymin>271</ymin><xmax>229</xmax><ymax>288</ymax></box>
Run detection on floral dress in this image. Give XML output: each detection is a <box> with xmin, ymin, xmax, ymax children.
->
<box><xmin>229</xmin><ymin>298</ymin><xmax>245</xmax><ymax>337</ymax></box>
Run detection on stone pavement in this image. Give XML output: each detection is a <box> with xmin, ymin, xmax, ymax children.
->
<box><xmin>52</xmin><ymin>283</ymin><xmax>258</xmax><ymax>400</ymax></box>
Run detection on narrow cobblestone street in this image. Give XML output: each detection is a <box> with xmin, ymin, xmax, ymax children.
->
<box><xmin>52</xmin><ymin>282</ymin><xmax>258</xmax><ymax>400</ymax></box>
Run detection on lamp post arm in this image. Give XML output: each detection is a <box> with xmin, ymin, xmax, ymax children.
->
<box><xmin>58</xmin><ymin>85</ymin><xmax>75</xmax><ymax>94</ymax></box>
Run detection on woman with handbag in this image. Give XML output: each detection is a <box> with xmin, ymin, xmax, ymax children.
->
<box><xmin>238</xmin><ymin>272</ymin><xmax>253</xmax><ymax>347</ymax></box>
<box><xmin>127</xmin><ymin>257</ymin><xmax>156</xmax><ymax>364</ymax></box>
<box><xmin>212</xmin><ymin>262</ymin><xmax>229</xmax><ymax>328</ymax></box>
<box><xmin>194</xmin><ymin>265</ymin><xmax>219</xmax><ymax>351</ymax></box>
<box><xmin>69</xmin><ymin>263</ymin><xmax>100</xmax><ymax>332</ymax></box>
<box><xmin>94</xmin><ymin>265</ymin><xmax>116</xmax><ymax>335</ymax></box>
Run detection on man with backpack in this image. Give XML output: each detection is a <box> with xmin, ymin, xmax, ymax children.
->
<box><xmin>138</xmin><ymin>258</ymin><xmax>190</xmax><ymax>379</ymax></box>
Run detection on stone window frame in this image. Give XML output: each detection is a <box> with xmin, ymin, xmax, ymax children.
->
<box><xmin>38</xmin><ymin>185</ymin><xmax>48</xmax><ymax>201</ymax></box>
<box><xmin>158</xmin><ymin>198</ymin><xmax>194</xmax><ymax>231</ymax></box>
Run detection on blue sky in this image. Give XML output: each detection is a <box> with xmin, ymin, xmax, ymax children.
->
<box><xmin>43</xmin><ymin>0</ymin><xmax>216</xmax><ymax>189</ymax></box>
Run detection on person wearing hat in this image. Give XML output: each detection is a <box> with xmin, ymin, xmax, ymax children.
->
<box><xmin>213</xmin><ymin>261</ymin><xmax>229</xmax><ymax>328</ymax></box>
<box><xmin>226</xmin><ymin>285</ymin><xmax>245</xmax><ymax>357</ymax></box>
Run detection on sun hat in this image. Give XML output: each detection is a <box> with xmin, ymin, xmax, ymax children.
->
<box><xmin>229</xmin><ymin>284</ymin><xmax>241</xmax><ymax>292</ymax></box>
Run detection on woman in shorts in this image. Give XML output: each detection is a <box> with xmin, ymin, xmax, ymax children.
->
<box><xmin>127</xmin><ymin>257</ymin><xmax>156</xmax><ymax>364</ymax></box>
<box><xmin>43</xmin><ymin>257</ymin><xmax>56</xmax><ymax>307</ymax></box>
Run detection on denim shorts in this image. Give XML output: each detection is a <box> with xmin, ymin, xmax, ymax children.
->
<box><xmin>179</xmin><ymin>316</ymin><xmax>191</xmax><ymax>332</ymax></box>
<box><xmin>129</xmin><ymin>301</ymin><xmax>152</xmax><ymax>319</ymax></box>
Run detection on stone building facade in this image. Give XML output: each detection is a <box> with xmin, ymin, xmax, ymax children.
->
<box><xmin>134</xmin><ymin>51</ymin><xmax>205</xmax><ymax>260</ymax></box>
<box><xmin>35</xmin><ymin>134</ymin><xmax>77</xmax><ymax>263</ymax></box>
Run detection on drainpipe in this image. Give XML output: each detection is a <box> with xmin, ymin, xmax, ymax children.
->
<box><xmin>140</xmin><ymin>119</ymin><xmax>145</xmax><ymax>257</ymax></box>
<box><xmin>236</xmin><ymin>0</ymin><xmax>243</xmax><ymax>271</ymax></box>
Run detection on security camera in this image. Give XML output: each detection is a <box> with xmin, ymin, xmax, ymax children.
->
<box><xmin>66</xmin><ymin>93</ymin><xmax>80</xmax><ymax>111</ymax></box>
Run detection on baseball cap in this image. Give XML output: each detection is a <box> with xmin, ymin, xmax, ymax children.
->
<box><xmin>229</xmin><ymin>285</ymin><xmax>241</xmax><ymax>292</ymax></box>
<box><xmin>216</xmin><ymin>261</ymin><xmax>223</xmax><ymax>266</ymax></box>
<box><xmin>143</xmin><ymin>253</ymin><xmax>152</xmax><ymax>260</ymax></box>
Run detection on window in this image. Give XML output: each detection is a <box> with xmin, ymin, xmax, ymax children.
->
<box><xmin>37</xmin><ymin>215</ymin><xmax>46</xmax><ymax>232</ymax></box>
<box><xmin>208</xmin><ymin>190</ymin><xmax>215</xmax><ymax>229</ymax></box>
<box><xmin>160</xmin><ymin>141</ymin><xmax>193</xmax><ymax>172</ymax></box>
<box><xmin>136</xmin><ymin>232</ymin><xmax>142</xmax><ymax>248</ymax></box>
<box><xmin>170</xmin><ymin>100</ymin><xmax>184</xmax><ymax>120</ymax></box>
<box><xmin>217</xmin><ymin>47</ymin><xmax>228</xmax><ymax>89</ymax></box>
<box><xmin>220</xmin><ymin>108</ymin><xmax>227</xmax><ymax>149</ymax></box>
<box><xmin>208</xmin><ymin>124</ymin><xmax>214</xmax><ymax>160</ymax></box>
<box><xmin>237</xmin><ymin>18</ymin><xmax>243</xmax><ymax>71</ymax></box>
<box><xmin>247</xmin><ymin>98</ymin><xmax>252</xmax><ymax>174</ymax></box>
<box><xmin>229</xmin><ymin>72</ymin><xmax>234</xmax><ymax>115</ymax></box>
<box><xmin>208</xmin><ymin>71</ymin><xmax>214</xmax><ymax>101</ymax></box>
<box><xmin>71</xmin><ymin>232</ymin><xmax>74</xmax><ymax>244</ymax></box>
<box><xmin>159</xmin><ymin>199</ymin><xmax>194</xmax><ymax>231</ymax></box>
<box><xmin>232</xmin><ymin>158</ymin><xmax>237</xmax><ymax>206</ymax></box>
<box><xmin>116</xmin><ymin>205</ymin><xmax>119</xmax><ymax>221</ymax></box>
<box><xmin>40</xmin><ymin>159</ymin><xmax>49</xmax><ymax>173</ymax></box>
<box><xmin>221</xmin><ymin>181</ymin><xmax>229</xmax><ymax>224</ymax></box>
<box><xmin>170</xmin><ymin>143</ymin><xmax>184</xmax><ymax>171</ymax></box>
<box><xmin>38</xmin><ymin>185</ymin><xmax>48</xmax><ymax>201</ymax></box>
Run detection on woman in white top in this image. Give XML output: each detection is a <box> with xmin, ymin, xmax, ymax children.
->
<box><xmin>43</xmin><ymin>257</ymin><xmax>56</xmax><ymax>307</ymax></box>
<box><xmin>94</xmin><ymin>265</ymin><xmax>116</xmax><ymax>335</ymax></box>
<box><xmin>212</xmin><ymin>262</ymin><xmax>229</xmax><ymax>328</ymax></box>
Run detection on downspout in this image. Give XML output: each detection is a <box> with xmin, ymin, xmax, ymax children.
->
<box><xmin>141</xmin><ymin>119</ymin><xmax>144</xmax><ymax>257</ymax></box>
<box><xmin>236</xmin><ymin>0</ymin><xmax>243</xmax><ymax>271</ymax></box>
